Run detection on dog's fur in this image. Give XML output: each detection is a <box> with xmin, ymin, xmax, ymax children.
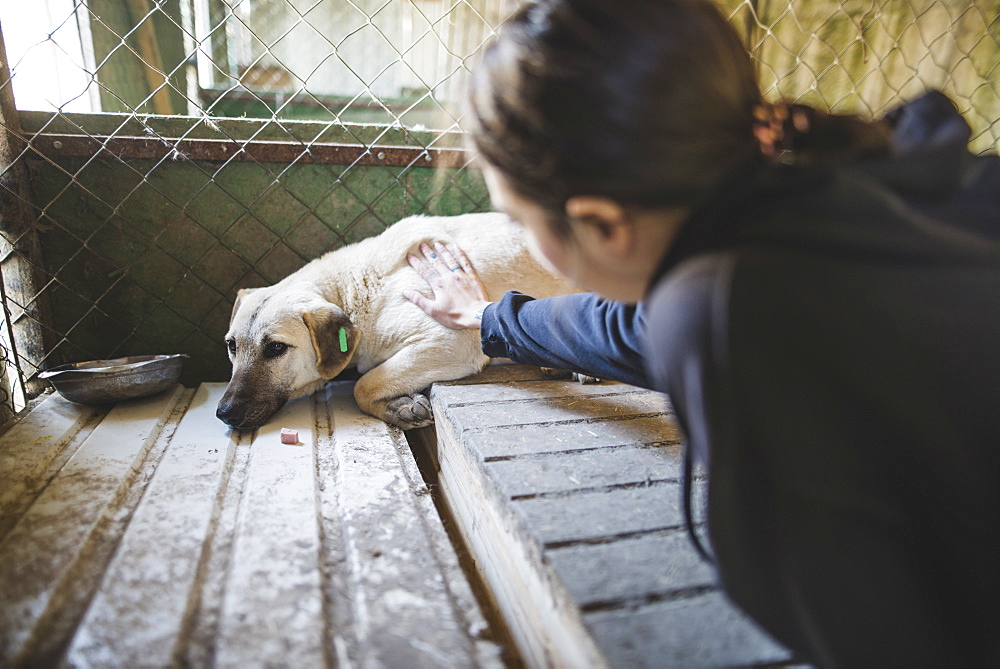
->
<box><xmin>217</xmin><ymin>213</ymin><xmax>575</xmax><ymax>430</ymax></box>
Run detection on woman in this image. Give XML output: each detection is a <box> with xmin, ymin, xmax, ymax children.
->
<box><xmin>404</xmin><ymin>0</ymin><xmax>1000</xmax><ymax>665</ymax></box>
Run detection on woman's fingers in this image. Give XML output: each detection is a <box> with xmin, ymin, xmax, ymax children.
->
<box><xmin>403</xmin><ymin>289</ymin><xmax>431</xmax><ymax>312</ymax></box>
<box><xmin>408</xmin><ymin>241</ymin><xmax>476</xmax><ymax>281</ymax></box>
<box><xmin>433</xmin><ymin>242</ymin><xmax>462</xmax><ymax>273</ymax></box>
<box><xmin>436</xmin><ymin>243</ymin><xmax>487</xmax><ymax>300</ymax></box>
<box><xmin>420</xmin><ymin>242</ymin><xmax>452</xmax><ymax>273</ymax></box>
<box><xmin>452</xmin><ymin>245</ymin><xmax>476</xmax><ymax>274</ymax></box>
<box><xmin>447</xmin><ymin>244</ymin><xmax>488</xmax><ymax>300</ymax></box>
<box><xmin>409</xmin><ymin>242</ymin><xmax>467</xmax><ymax>269</ymax></box>
<box><xmin>406</xmin><ymin>250</ymin><xmax>436</xmax><ymax>283</ymax></box>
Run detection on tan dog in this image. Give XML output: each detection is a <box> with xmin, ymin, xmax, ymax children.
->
<box><xmin>216</xmin><ymin>213</ymin><xmax>575</xmax><ymax>430</ymax></box>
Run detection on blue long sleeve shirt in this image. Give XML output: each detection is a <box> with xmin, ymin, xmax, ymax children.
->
<box><xmin>480</xmin><ymin>291</ymin><xmax>649</xmax><ymax>388</ymax></box>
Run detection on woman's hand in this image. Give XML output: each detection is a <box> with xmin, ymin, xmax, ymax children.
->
<box><xmin>404</xmin><ymin>242</ymin><xmax>492</xmax><ymax>330</ymax></box>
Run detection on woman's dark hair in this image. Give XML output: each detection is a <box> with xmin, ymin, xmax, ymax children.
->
<box><xmin>467</xmin><ymin>0</ymin><xmax>891</xmax><ymax>225</ymax></box>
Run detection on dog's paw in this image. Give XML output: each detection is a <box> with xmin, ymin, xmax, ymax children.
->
<box><xmin>385</xmin><ymin>393</ymin><xmax>434</xmax><ymax>429</ymax></box>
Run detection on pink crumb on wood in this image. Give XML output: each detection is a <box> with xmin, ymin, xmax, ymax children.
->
<box><xmin>280</xmin><ymin>428</ymin><xmax>299</xmax><ymax>444</ymax></box>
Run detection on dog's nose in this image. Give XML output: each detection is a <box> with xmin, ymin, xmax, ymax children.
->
<box><xmin>216</xmin><ymin>402</ymin><xmax>246</xmax><ymax>428</ymax></box>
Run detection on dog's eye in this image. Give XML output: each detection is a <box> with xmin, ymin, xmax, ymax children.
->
<box><xmin>226</xmin><ymin>339</ymin><xmax>236</xmax><ymax>354</ymax></box>
<box><xmin>264</xmin><ymin>341</ymin><xmax>289</xmax><ymax>359</ymax></box>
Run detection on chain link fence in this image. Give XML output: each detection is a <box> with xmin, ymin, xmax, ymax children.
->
<box><xmin>0</xmin><ymin>0</ymin><xmax>998</xmax><ymax>414</ymax></box>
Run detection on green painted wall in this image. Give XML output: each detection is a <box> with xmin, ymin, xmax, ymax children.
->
<box><xmin>23</xmin><ymin>115</ymin><xmax>489</xmax><ymax>385</ymax></box>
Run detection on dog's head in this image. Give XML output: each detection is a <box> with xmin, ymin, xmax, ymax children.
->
<box><xmin>216</xmin><ymin>284</ymin><xmax>359</xmax><ymax>430</ymax></box>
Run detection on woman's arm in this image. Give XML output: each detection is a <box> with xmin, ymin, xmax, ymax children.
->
<box><xmin>404</xmin><ymin>242</ymin><xmax>651</xmax><ymax>388</ymax></box>
<box><xmin>482</xmin><ymin>291</ymin><xmax>650</xmax><ymax>388</ymax></box>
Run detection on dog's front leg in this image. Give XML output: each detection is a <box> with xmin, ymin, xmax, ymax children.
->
<box><xmin>353</xmin><ymin>345</ymin><xmax>486</xmax><ymax>429</ymax></box>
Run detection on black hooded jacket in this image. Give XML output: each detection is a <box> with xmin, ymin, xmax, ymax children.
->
<box><xmin>480</xmin><ymin>91</ymin><xmax>1000</xmax><ymax>666</ymax></box>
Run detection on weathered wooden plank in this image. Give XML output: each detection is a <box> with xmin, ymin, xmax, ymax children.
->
<box><xmin>443</xmin><ymin>391</ymin><xmax>670</xmax><ymax>432</ymax></box>
<box><xmin>64</xmin><ymin>383</ymin><xmax>237</xmax><ymax>667</ymax></box>
<box><xmin>214</xmin><ymin>394</ymin><xmax>326</xmax><ymax>668</ymax></box>
<box><xmin>585</xmin><ymin>591</ymin><xmax>790</xmax><ymax>668</ymax></box>
<box><xmin>179</xmin><ymin>400</ymin><xmax>254</xmax><ymax>669</ymax></box>
<box><xmin>512</xmin><ymin>482</ymin><xmax>693</xmax><ymax>546</ymax></box>
<box><xmin>432</xmin><ymin>379</ymin><xmax>646</xmax><ymax>404</ymax></box>
<box><xmin>320</xmin><ymin>383</ymin><xmax>501</xmax><ymax>668</ymax></box>
<box><xmin>547</xmin><ymin>531</ymin><xmax>715</xmax><ymax>609</ymax></box>
<box><xmin>0</xmin><ymin>393</ymin><xmax>106</xmax><ymax>537</ymax></box>
<box><xmin>0</xmin><ymin>387</ymin><xmax>186</xmax><ymax>665</ymax></box>
<box><xmin>433</xmin><ymin>403</ymin><xmax>609</xmax><ymax>668</ymax></box>
<box><xmin>486</xmin><ymin>443</ymin><xmax>684</xmax><ymax>498</ymax></box>
<box><xmin>470</xmin><ymin>415</ymin><xmax>681</xmax><ymax>459</ymax></box>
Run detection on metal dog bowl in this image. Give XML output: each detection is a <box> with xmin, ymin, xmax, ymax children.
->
<box><xmin>38</xmin><ymin>354</ymin><xmax>188</xmax><ymax>405</ymax></box>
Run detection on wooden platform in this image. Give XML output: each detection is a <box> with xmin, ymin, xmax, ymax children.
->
<box><xmin>425</xmin><ymin>365</ymin><xmax>794</xmax><ymax>668</ymax></box>
<box><xmin>2</xmin><ymin>368</ymin><xmax>795</xmax><ymax>668</ymax></box>
<box><xmin>0</xmin><ymin>383</ymin><xmax>500</xmax><ymax>667</ymax></box>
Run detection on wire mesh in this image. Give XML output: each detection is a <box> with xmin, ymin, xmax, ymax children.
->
<box><xmin>0</xmin><ymin>0</ymin><xmax>998</xmax><ymax>414</ymax></box>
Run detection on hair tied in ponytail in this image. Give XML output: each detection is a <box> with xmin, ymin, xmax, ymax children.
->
<box><xmin>753</xmin><ymin>101</ymin><xmax>892</xmax><ymax>167</ymax></box>
<box><xmin>753</xmin><ymin>102</ymin><xmax>812</xmax><ymax>165</ymax></box>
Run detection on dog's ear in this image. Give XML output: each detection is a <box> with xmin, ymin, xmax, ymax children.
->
<box><xmin>302</xmin><ymin>304</ymin><xmax>359</xmax><ymax>379</ymax></box>
<box><xmin>230</xmin><ymin>287</ymin><xmax>262</xmax><ymax>328</ymax></box>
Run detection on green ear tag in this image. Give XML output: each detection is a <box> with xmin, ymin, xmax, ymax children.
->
<box><xmin>338</xmin><ymin>327</ymin><xmax>348</xmax><ymax>353</ymax></box>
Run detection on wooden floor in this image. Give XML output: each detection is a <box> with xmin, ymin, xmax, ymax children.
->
<box><xmin>0</xmin><ymin>383</ymin><xmax>499</xmax><ymax>668</ymax></box>
<box><xmin>1</xmin><ymin>368</ymin><xmax>795</xmax><ymax>668</ymax></box>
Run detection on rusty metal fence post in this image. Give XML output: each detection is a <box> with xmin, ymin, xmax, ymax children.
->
<box><xmin>0</xmin><ymin>24</ymin><xmax>54</xmax><ymax>414</ymax></box>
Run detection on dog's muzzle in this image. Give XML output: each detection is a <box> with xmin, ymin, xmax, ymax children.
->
<box><xmin>216</xmin><ymin>400</ymin><xmax>249</xmax><ymax>429</ymax></box>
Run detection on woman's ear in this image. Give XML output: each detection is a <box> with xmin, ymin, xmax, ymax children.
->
<box><xmin>565</xmin><ymin>196</ymin><xmax>634</xmax><ymax>257</ymax></box>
